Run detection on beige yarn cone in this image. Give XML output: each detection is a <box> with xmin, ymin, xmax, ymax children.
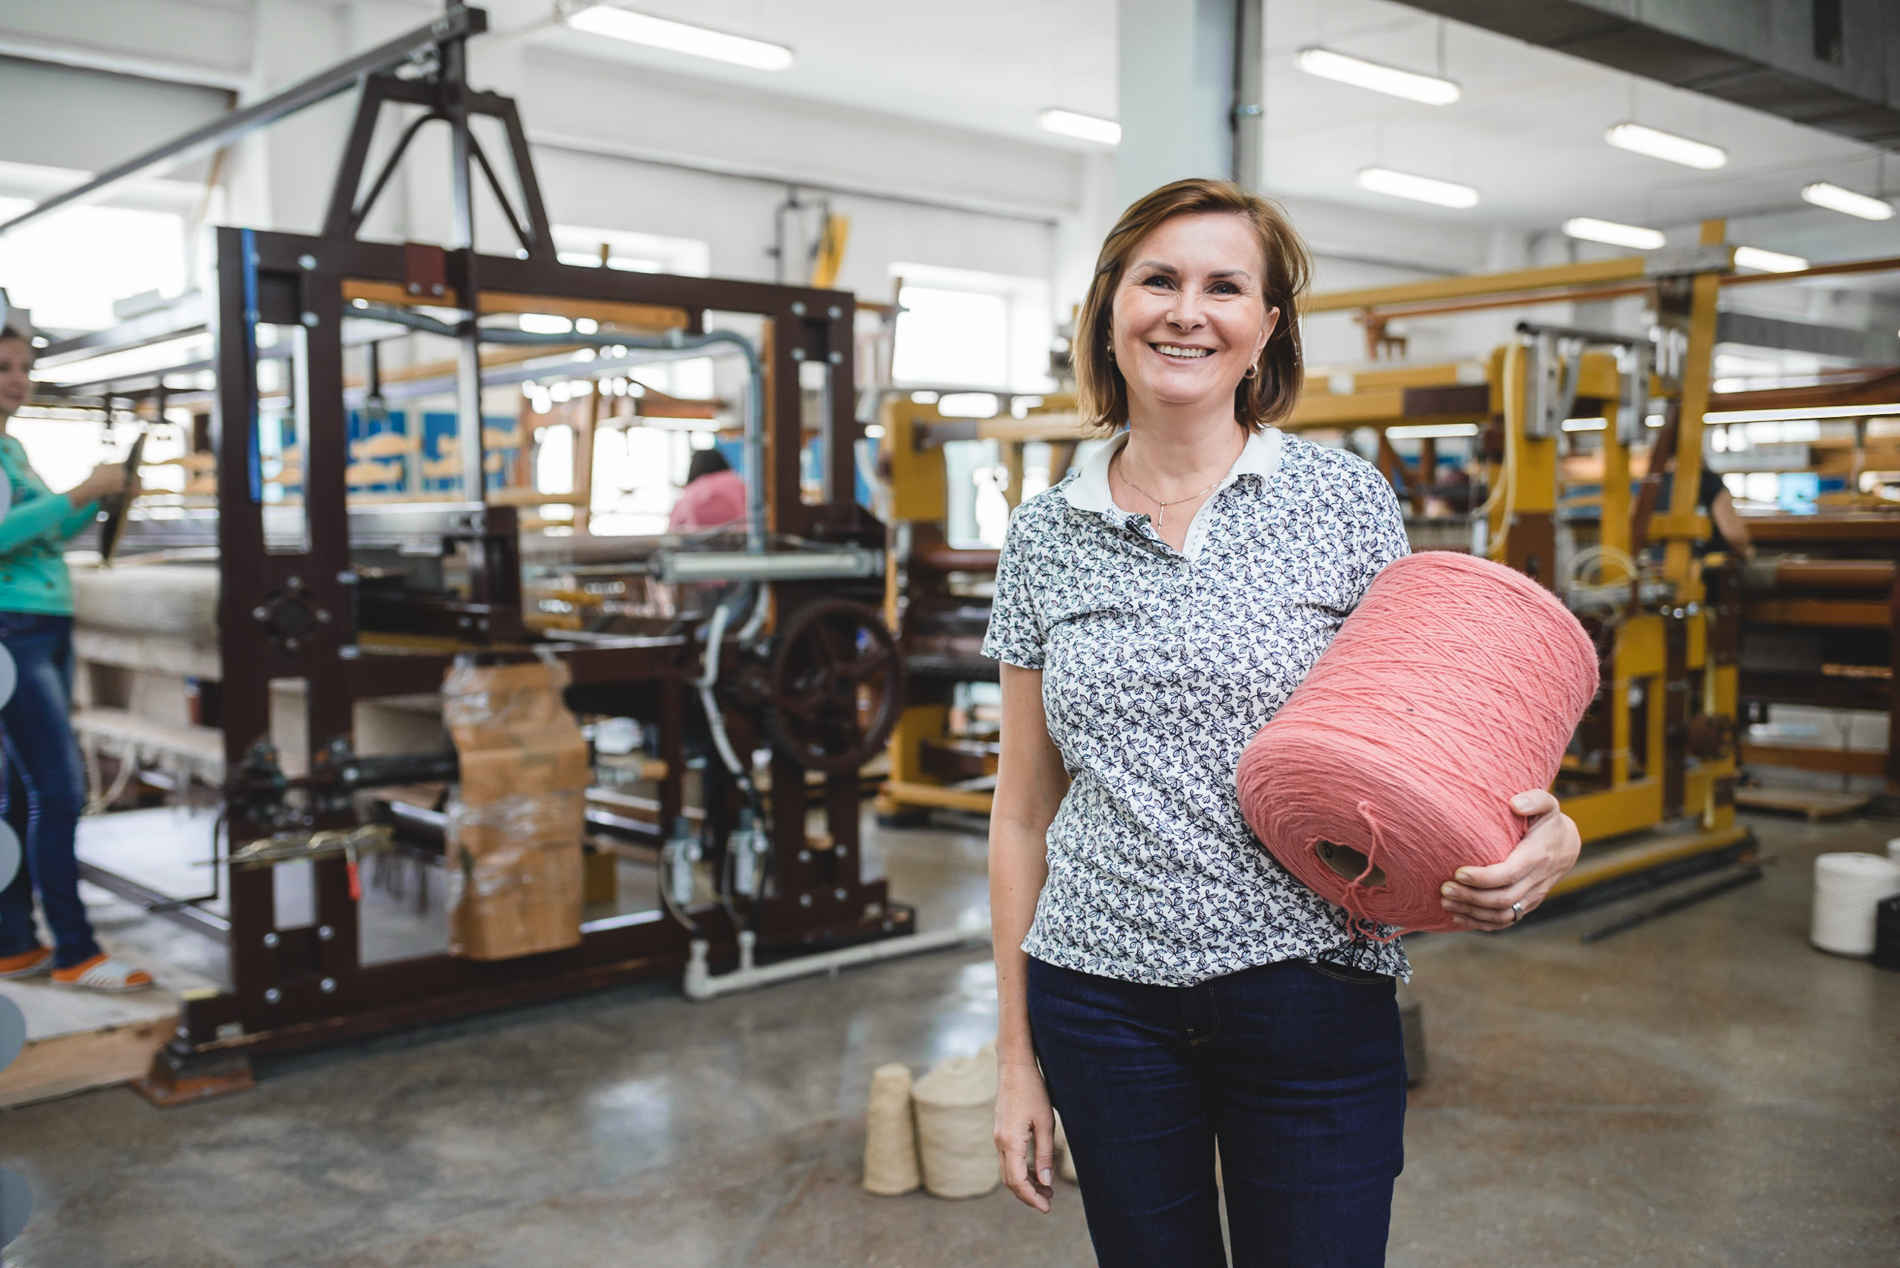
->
<box><xmin>911</xmin><ymin>1049</ymin><xmax>1000</xmax><ymax>1199</ymax></box>
<box><xmin>1052</xmin><ymin>1110</ymin><xmax>1077</xmax><ymax>1183</ymax></box>
<box><xmin>863</xmin><ymin>1063</ymin><xmax>922</xmax><ymax>1195</ymax></box>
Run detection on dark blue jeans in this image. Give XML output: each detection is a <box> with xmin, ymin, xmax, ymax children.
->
<box><xmin>1027</xmin><ymin>956</ymin><xmax>1406</xmax><ymax>1268</ymax></box>
<box><xmin>0</xmin><ymin>612</ymin><xmax>100</xmax><ymax>968</ymax></box>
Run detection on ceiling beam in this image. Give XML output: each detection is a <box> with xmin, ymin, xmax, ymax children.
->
<box><xmin>1399</xmin><ymin>0</ymin><xmax>1900</xmax><ymax>152</ymax></box>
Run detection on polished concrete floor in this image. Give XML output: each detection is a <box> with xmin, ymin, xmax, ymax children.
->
<box><xmin>3</xmin><ymin>810</ymin><xmax>1898</xmax><ymax>1266</ymax></box>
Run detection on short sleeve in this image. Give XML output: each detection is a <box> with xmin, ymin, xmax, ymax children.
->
<box><xmin>1699</xmin><ymin>467</ymin><xmax>1728</xmax><ymax>508</ymax></box>
<box><xmin>1350</xmin><ymin>466</ymin><xmax>1411</xmax><ymax>605</ymax></box>
<box><xmin>981</xmin><ymin>506</ymin><xmax>1047</xmax><ymax>668</ymax></box>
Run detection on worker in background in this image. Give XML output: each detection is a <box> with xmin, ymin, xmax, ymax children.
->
<box><xmin>0</xmin><ymin>323</ymin><xmax>153</xmax><ymax>992</ymax></box>
<box><xmin>667</xmin><ymin>447</ymin><xmax>747</xmax><ymax>534</ymax></box>
<box><xmin>1656</xmin><ymin>453</ymin><xmax>1755</xmax><ymax>561</ymax></box>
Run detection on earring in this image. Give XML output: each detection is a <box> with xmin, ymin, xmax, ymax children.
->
<box><xmin>1244</xmin><ymin>362</ymin><xmax>1260</xmax><ymax>380</ymax></box>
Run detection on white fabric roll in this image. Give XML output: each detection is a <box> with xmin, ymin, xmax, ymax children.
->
<box><xmin>1811</xmin><ymin>852</ymin><xmax>1900</xmax><ymax>956</ymax></box>
<box><xmin>911</xmin><ymin>1050</ymin><xmax>1000</xmax><ymax>1199</ymax></box>
<box><xmin>862</xmin><ymin>1063</ymin><xmax>921</xmax><ymax>1195</ymax></box>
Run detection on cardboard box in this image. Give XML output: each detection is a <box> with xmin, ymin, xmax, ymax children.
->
<box><xmin>448</xmin><ymin>839</ymin><xmax>584</xmax><ymax>960</ymax></box>
<box><xmin>442</xmin><ymin>660</ymin><xmax>589</xmax><ymax>959</ymax></box>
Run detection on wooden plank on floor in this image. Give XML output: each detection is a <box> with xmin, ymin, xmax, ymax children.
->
<box><xmin>1741</xmin><ymin>742</ymin><xmax>1888</xmax><ymax>777</ymax></box>
<box><xmin>1734</xmin><ymin>786</ymin><xmax>1871</xmax><ymax>820</ymax></box>
<box><xmin>0</xmin><ymin>1015</ymin><xmax>171</xmax><ymax>1108</ymax></box>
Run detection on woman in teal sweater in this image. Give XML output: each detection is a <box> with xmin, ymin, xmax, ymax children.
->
<box><xmin>0</xmin><ymin>323</ymin><xmax>152</xmax><ymax>991</ymax></box>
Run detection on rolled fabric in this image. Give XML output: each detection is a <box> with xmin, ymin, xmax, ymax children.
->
<box><xmin>1237</xmin><ymin>552</ymin><xmax>1599</xmax><ymax>933</ymax></box>
<box><xmin>1811</xmin><ymin>852</ymin><xmax>1900</xmax><ymax>957</ymax></box>
<box><xmin>911</xmin><ymin>1050</ymin><xmax>1000</xmax><ymax>1199</ymax></box>
<box><xmin>862</xmin><ymin>1062</ymin><xmax>922</xmax><ymax>1195</ymax></box>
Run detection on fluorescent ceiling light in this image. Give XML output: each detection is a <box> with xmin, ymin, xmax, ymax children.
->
<box><xmin>1296</xmin><ymin>48</ymin><xmax>1460</xmax><ymax>105</ymax></box>
<box><xmin>33</xmin><ymin>333</ymin><xmax>209</xmax><ymax>386</ymax></box>
<box><xmin>1732</xmin><ymin>245</ymin><xmax>1809</xmax><ymax>273</ymax></box>
<box><xmin>519</xmin><ymin>313</ymin><xmax>572</xmax><ymax>334</ymax></box>
<box><xmin>1038</xmin><ymin>108</ymin><xmax>1121</xmax><ymax>145</ymax></box>
<box><xmin>1604</xmin><ymin>122</ymin><xmax>1726</xmax><ymax>170</ymax></box>
<box><xmin>1387</xmin><ymin>423</ymin><xmax>1479</xmax><ymax>439</ymax></box>
<box><xmin>564</xmin><ymin>5</ymin><xmax>793</xmax><ymax>71</ymax></box>
<box><xmin>1714</xmin><ymin>352</ymin><xmax>1778</xmax><ymax>376</ymax></box>
<box><xmin>1705</xmin><ymin>403</ymin><xmax>1900</xmax><ymax>424</ymax></box>
<box><xmin>1563</xmin><ymin>217</ymin><xmax>1665</xmax><ymax>251</ymax></box>
<box><xmin>1357</xmin><ymin>167</ymin><xmax>1478</xmax><ymax>209</ymax></box>
<box><xmin>1561</xmin><ymin>416</ymin><xmax>1608</xmax><ymax>432</ymax></box>
<box><xmin>1801</xmin><ymin>181</ymin><xmax>1893</xmax><ymax>221</ymax></box>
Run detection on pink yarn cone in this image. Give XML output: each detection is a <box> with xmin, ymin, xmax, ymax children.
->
<box><xmin>1236</xmin><ymin>552</ymin><xmax>1599</xmax><ymax>933</ymax></box>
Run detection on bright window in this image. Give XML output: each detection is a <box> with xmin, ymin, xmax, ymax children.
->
<box><xmin>552</xmin><ymin>225</ymin><xmax>709</xmax><ymax>278</ymax></box>
<box><xmin>890</xmin><ymin>263</ymin><xmax>1053</xmax><ymax>392</ymax></box>
<box><xmin>0</xmin><ymin>198</ymin><xmax>188</xmax><ymax>332</ymax></box>
<box><xmin>891</xmin><ymin>286</ymin><xmax>1010</xmax><ymax>387</ymax></box>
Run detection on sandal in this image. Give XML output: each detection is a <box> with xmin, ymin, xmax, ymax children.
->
<box><xmin>0</xmin><ymin>947</ymin><xmax>52</xmax><ymax>979</ymax></box>
<box><xmin>50</xmin><ymin>953</ymin><xmax>155</xmax><ymax>993</ymax></box>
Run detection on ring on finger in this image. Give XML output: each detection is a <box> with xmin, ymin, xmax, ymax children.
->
<box><xmin>1510</xmin><ymin>900</ymin><xmax>1524</xmax><ymax>922</ymax></box>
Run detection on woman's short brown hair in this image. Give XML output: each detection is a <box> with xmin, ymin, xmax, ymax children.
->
<box><xmin>1074</xmin><ymin>178</ymin><xmax>1311</xmax><ymax>433</ymax></box>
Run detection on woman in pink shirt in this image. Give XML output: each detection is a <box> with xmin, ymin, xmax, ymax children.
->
<box><xmin>667</xmin><ymin>449</ymin><xmax>747</xmax><ymax>534</ymax></box>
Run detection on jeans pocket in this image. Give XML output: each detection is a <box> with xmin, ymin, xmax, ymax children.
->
<box><xmin>1303</xmin><ymin>958</ymin><xmax>1394</xmax><ymax>987</ymax></box>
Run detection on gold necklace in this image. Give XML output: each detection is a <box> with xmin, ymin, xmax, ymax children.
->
<box><xmin>1114</xmin><ymin>452</ymin><xmax>1226</xmax><ymax>531</ymax></box>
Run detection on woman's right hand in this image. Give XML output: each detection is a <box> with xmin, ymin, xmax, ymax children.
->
<box><xmin>72</xmin><ymin>464</ymin><xmax>131</xmax><ymax>505</ymax></box>
<box><xmin>994</xmin><ymin>1056</ymin><xmax>1057</xmax><ymax>1213</ymax></box>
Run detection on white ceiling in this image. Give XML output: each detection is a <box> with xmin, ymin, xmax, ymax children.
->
<box><xmin>533</xmin><ymin>0</ymin><xmax>1900</xmax><ymax>260</ymax></box>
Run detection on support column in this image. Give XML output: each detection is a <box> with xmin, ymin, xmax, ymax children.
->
<box><xmin>1114</xmin><ymin>0</ymin><xmax>1252</xmax><ymax>209</ymax></box>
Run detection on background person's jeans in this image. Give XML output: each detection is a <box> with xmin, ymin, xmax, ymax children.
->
<box><xmin>0</xmin><ymin>612</ymin><xmax>100</xmax><ymax>968</ymax></box>
<box><xmin>1027</xmin><ymin>955</ymin><xmax>1406</xmax><ymax>1268</ymax></box>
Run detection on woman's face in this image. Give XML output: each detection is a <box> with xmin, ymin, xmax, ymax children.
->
<box><xmin>0</xmin><ymin>337</ymin><xmax>30</xmax><ymax>419</ymax></box>
<box><xmin>1109</xmin><ymin>211</ymin><xmax>1278</xmax><ymax>416</ymax></box>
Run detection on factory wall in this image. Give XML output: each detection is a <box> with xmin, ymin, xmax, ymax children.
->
<box><xmin>2</xmin><ymin>0</ymin><xmax>1555</xmax><ymax>383</ymax></box>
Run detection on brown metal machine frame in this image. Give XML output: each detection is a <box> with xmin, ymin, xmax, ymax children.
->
<box><xmin>0</xmin><ymin>4</ymin><xmax>907</xmax><ymax>1100</ymax></box>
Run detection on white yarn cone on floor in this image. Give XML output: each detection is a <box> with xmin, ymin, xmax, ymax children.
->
<box><xmin>912</xmin><ymin>1049</ymin><xmax>1000</xmax><ymax>1198</ymax></box>
<box><xmin>862</xmin><ymin>1063</ymin><xmax>921</xmax><ymax>1195</ymax></box>
<box><xmin>1812</xmin><ymin>852</ymin><xmax>1900</xmax><ymax>956</ymax></box>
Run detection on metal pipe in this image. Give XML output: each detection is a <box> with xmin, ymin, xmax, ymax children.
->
<box><xmin>1513</xmin><ymin>320</ymin><xmax>1644</xmax><ymax>348</ymax></box>
<box><xmin>1743</xmin><ymin>558</ymin><xmax>1896</xmax><ymax>593</ymax></box>
<box><xmin>682</xmin><ymin>923</ymin><xmax>986</xmax><ymax>1001</ymax></box>
<box><xmin>427</xmin><ymin>318</ymin><xmax>768</xmax><ymax>557</ymax></box>
<box><xmin>0</xmin><ymin>4</ymin><xmax>487</xmax><ymax>237</ymax></box>
<box><xmin>651</xmin><ymin>548</ymin><xmax>880</xmax><ymax>583</ymax></box>
<box><xmin>351</xmin><ymin>302</ymin><xmax>775</xmax><ymax>631</ymax></box>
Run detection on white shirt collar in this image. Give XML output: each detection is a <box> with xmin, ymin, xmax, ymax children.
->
<box><xmin>1063</xmin><ymin>426</ymin><xmax>1284</xmax><ymax>515</ymax></box>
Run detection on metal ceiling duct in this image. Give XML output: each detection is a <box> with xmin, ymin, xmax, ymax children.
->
<box><xmin>1399</xmin><ymin>0</ymin><xmax>1900</xmax><ymax>150</ymax></box>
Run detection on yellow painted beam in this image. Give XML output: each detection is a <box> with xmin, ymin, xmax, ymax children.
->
<box><xmin>1303</xmin><ymin>362</ymin><xmax>1482</xmax><ymax>391</ymax></box>
<box><xmin>1563</xmin><ymin>779</ymin><xmax>1665</xmax><ymax>843</ymax></box>
<box><xmin>878</xmin><ymin>780</ymin><xmax>994</xmax><ymax>814</ymax></box>
<box><xmin>883</xmin><ymin>399</ymin><xmax>949</xmax><ymax>522</ymax></box>
<box><xmin>1615</xmin><ymin>615</ymin><xmax>1664</xmax><ymax>678</ymax></box>
<box><xmin>1553</xmin><ymin>822</ymin><xmax>1751</xmax><ymax>895</ymax></box>
<box><xmin>1664</xmin><ymin>219</ymin><xmax>1726</xmax><ymax>588</ymax></box>
<box><xmin>1306</xmin><ymin>257</ymin><xmax>1651</xmax><ymax>314</ymax></box>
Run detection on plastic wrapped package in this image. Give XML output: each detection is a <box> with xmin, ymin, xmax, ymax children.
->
<box><xmin>441</xmin><ymin>660</ymin><xmax>590</xmax><ymax>960</ymax></box>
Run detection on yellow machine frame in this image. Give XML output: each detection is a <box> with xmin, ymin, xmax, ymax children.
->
<box><xmin>873</xmin><ymin>225</ymin><xmax>1900</xmax><ymax>900</ymax></box>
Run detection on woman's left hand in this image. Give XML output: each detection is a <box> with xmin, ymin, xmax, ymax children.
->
<box><xmin>1440</xmin><ymin>789</ymin><xmax>1581</xmax><ymax>932</ymax></box>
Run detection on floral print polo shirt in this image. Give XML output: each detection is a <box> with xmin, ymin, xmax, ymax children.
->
<box><xmin>982</xmin><ymin>426</ymin><xmax>1413</xmax><ymax>985</ymax></box>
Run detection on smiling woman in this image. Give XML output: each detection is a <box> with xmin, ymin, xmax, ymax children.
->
<box><xmin>983</xmin><ymin>177</ymin><xmax>1584</xmax><ymax>1268</ymax></box>
<box><xmin>1075</xmin><ymin>179</ymin><xmax>1309</xmax><ymax>440</ymax></box>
